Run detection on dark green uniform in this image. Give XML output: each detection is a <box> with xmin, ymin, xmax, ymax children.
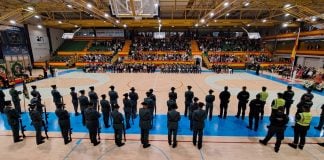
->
<box><xmin>109</xmin><ymin>90</ymin><xmax>119</xmax><ymax>106</ymax></box>
<box><xmin>100</xmin><ymin>99</ymin><xmax>111</xmax><ymax>128</ymax></box>
<box><xmin>85</xmin><ymin>107</ymin><xmax>101</xmax><ymax>145</ymax></box>
<box><xmin>283</xmin><ymin>90</ymin><xmax>294</xmax><ymax>115</ymax></box>
<box><xmin>30</xmin><ymin>107</ymin><xmax>44</xmax><ymax>145</ymax></box>
<box><xmin>236</xmin><ymin>90</ymin><xmax>250</xmax><ymax>119</ymax></box>
<box><xmin>4</xmin><ymin>105</ymin><xmax>21</xmax><ymax>142</ymax></box>
<box><xmin>30</xmin><ymin>96</ymin><xmax>43</xmax><ymax>114</ymax></box>
<box><xmin>169</xmin><ymin>91</ymin><xmax>177</xmax><ymax>102</ymax></box>
<box><xmin>189</xmin><ymin>101</ymin><xmax>199</xmax><ymax>130</ymax></box>
<box><xmin>167</xmin><ymin>108</ymin><xmax>180</xmax><ymax>147</ymax></box>
<box><xmin>150</xmin><ymin>93</ymin><xmax>156</xmax><ymax>117</ymax></box>
<box><xmin>78</xmin><ymin>95</ymin><xmax>89</xmax><ymax>125</ymax></box>
<box><xmin>111</xmin><ymin>108</ymin><xmax>124</xmax><ymax>146</ymax></box>
<box><xmin>55</xmin><ymin>106</ymin><xmax>71</xmax><ymax>144</ymax></box>
<box><xmin>219</xmin><ymin>89</ymin><xmax>231</xmax><ymax>119</ymax></box>
<box><xmin>89</xmin><ymin>91</ymin><xmax>99</xmax><ymax>111</ymax></box>
<box><xmin>70</xmin><ymin>90</ymin><xmax>79</xmax><ymax>115</ymax></box>
<box><xmin>184</xmin><ymin>90</ymin><xmax>194</xmax><ymax>117</ymax></box>
<box><xmin>123</xmin><ymin>97</ymin><xmax>132</xmax><ymax>129</ymax></box>
<box><xmin>31</xmin><ymin>88</ymin><xmax>41</xmax><ymax>102</ymax></box>
<box><xmin>205</xmin><ymin>94</ymin><xmax>215</xmax><ymax>120</ymax></box>
<box><xmin>129</xmin><ymin>91</ymin><xmax>139</xmax><ymax>118</ymax></box>
<box><xmin>192</xmin><ymin>108</ymin><xmax>207</xmax><ymax>149</ymax></box>
<box><xmin>9</xmin><ymin>88</ymin><xmax>22</xmax><ymax>114</ymax></box>
<box><xmin>51</xmin><ymin>89</ymin><xmax>62</xmax><ymax>107</ymax></box>
<box><xmin>167</xmin><ymin>99</ymin><xmax>176</xmax><ymax>111</ymax></box>
<box><xmin>139</xmin><ymin>107</ymin><xmax>152</xmax><ymax>148</ymax></box>
<box><xmin>144</xmin><ymin>96</ymin><xmax>154</xmax><ymax>126</ymax></box>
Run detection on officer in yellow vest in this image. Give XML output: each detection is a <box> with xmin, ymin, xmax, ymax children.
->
<box><xmin>288</xmin><ymin>105</ymin><xmax>312</xmax><ymax>150</ymax></box>
<box><xmin>258</xmin><ymin>86</ymin><xmax>269</xmax><ymax>120</ymax></box>
<box><xmin>270</xmin><ymin>93</ymin><xmax>285</xmax><ymax>116</ymax></box>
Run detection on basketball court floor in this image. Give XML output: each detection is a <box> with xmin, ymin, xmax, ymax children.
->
<box><xmin>0</xmin><ymin>69</ymin><xmax>323</xmax><ymax>160</ymax></box>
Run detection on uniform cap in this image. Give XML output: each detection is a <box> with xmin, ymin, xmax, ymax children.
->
<box><xmin>149</xmin><ymin>88</ymin><xmax>154</xmax><ymax>92</ymax></box>
<box><xmin>209</xmin><ymin>89</ymin><xmax>214</xmax><ymax>93</ymax></box>
<box><xmin>4</xmin><ymin>100</ymin><xmax>11</xmax><ymax>106</ymax></box>
<box><xmin>130</xmin><ymin>87</ymin><xmax>135</xmax><ymax>91</ymax></box>
<box><xmin>109</xmin><ymin>85</ymin><xmax>115</xmax><ymax>89</ymax></box>
<box><xmin>141</xmin><ymin>102</ymin><xmax>148</xmax><ymax>105</ymax></box>
<box><xmin>70</xmin><ymin>87</ymin><xmax>75</xmax><ymax>90</ymax></box>
<box><xmin>79</xmin><ymin>90</ymin><xmax>85</xmax><ymax>94</ymax></box>
<box><xmin>89</xmin><ymin>86</ymin><xmax>94</xmax><ymax>90</ymax></box>
<box><xmin>101</xmin><ymin>94</ymin><xmax>106</xmax><ymax>98</ymax></box>
<box><xmin>51</xmin><ymin>85</ymin><xmax>56</xmax><ymax>88</ymax></box>
<box><xmin>31</xmin><ymin>85</ymin><xmax>37</xmax><ymax>89</ymax></box>
<box><xmin>171</xmin><ymin>87</ymin><xmax>175</xmax><ymax>90</ymax></box>
<box><xmin>198</xmin><ymin>102</ymin><xmax>205</xmax><ymax>107</ymax></box>
<box><xmin>28</xmin><ymin>103</ymin><xmax>36</xmax><ymax>108</ymax></box>
<box><xmin>194</xmin><ymin>97</ymin><xmax>199</xmax><ymax>101</ymax></box>
<box><xmin>123</xmin><ymin>93</ymin><xmax>128</xmax><ymax>97</ymax></box>
<box><xmin>113</xmin><ymin>104</ymin><xmax>120</xmax><ymax>109</ymax></box>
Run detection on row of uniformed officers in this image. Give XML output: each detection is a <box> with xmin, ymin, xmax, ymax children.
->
<box><xmin>1</xmin><ymin>84</ymin><xmax>323</xmax><ymax>150</ymax></box>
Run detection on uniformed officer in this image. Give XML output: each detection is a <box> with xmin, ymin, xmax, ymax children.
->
<box><xmin>78</xmin><ymin>90</ymin><xmax>89</xmax><ymax>126</ymax></box>
<box><xmin>288</xmin><ymin>105</ymin><xmax>312</xmax><ymax>150</ymax></box>
<box><xmin>169</xmin><ymin>87</ymin><xmax>177</xmax><ymax>102</ymax></box>
<box><xmin>108</xmin><ymin>85</ymin><xmax>119</xmax><ymax>106</ymax></box>
<box><xmin>111</xmin><ymin>104</ymin><xmax>125</xmax><ymax>147</ymax></box>
<box><xmin>314</xmin><ymin>104</ymin><xmax>324</xmax><ymax>131</ymax></box>
<box><xmin>205</xmin><ymin>89</ymin><xmax>215</xmax><ymax>120</ymax></box>
<box><xmin>167</xmin><ymin>98</ymin><xmax>176</xmax><ymax>111</ymax></box>
<box><xmin>167</xmin><ymin>103</ymin><xmax>181</xmax><ymax>148</ymax></box>
<box><xmin>219</xmin><ymin>86</ymin><xmax>231</xmax><ymax>119</ymax></box>
<box><xmin>247</xmin><ymin>94</ymin><xmax>263</xmax><ymax>131</ymax></box>
<box><xmin>30</xmin><ymin>92</ymin><xmax>43</xmax><ymax>114</ymax></box>
<box><xmin>259</xmin><ymin>106</ymin><xmax>289</xmax><ymax>153</ymax></box>
<box><xmin>139</xmin><ymin>102</ymin><xmax>152</xmax><ymax>148</ymax></box>
<box><xmin>100</xmin><ymin>94</ymin><xmax>111</xmax><ymax>128</ymax></box>
<box><xmin>189</xmin><ymin>97</ymin><xmax>199</xmax><ymax>130</ymax></box>
<box><xmin>301</xmin><ymin>88</ymin><xmax>314</xmax><ymax>101</ymax></box>
<box><xmin>258</xmin><ymin>86</ymin><xmax>269</xmax><ymax>120</ymax></box>
<box><xmin>236</xmin><ymin>86</ymin><xmax>250</xmax><ymax>120</ymax></box>
<box><xmin>9</xmin><ymin>85</ymin><xmax>22</xmax><ymax>114</ymax></box>
<box><xmin>144</xmin><ymin>92</ymin><xmax>154</xmax><ymax>127</ymax></box>
<box><xmin>123</xmin><ymin>93</ymin><xmax>132</xmax><ymax>129</ymax></box>
<box><xmin>129</xmin><ymin>87</ymin><xmax>139</xmax><ymax>118</ymax></box>
<box><xmin>85</xmin><ymin>102</ymin><xmax>101</xmax><ymax>146</ymax></box>
<box><xmin>0</xmin><ymin>90</ymin><xmax>5</xmax><ymax>113</ymax></box>
<box><xmin>29</xmin><ymin>103</ymin><xmax>45</xmax><ymax>145</ymax></box>
<box><xmin>270</xmin><ymin>93</ymin><xmax>285</xmax><ymax>115</ymax></box>
<box><xmin>51</xmin><ymin>85</ymin><xmax>62</xmax><ymax>108</ymax></box>
<box><xmin>88</xmin><ymin>86</ymin><xmax>99</xmax><ymax>111</ymax></box>
<box><xmin>283</xmin><ymin>86</ymin><xmax>295</xmax><ymax>115</ymax></box>
<box><xmin>70</xmin><ymin>87</ymin><xmax>79</xmax><ymax>116</ymax></box>
<box><xmin>295</xmin><ymin>95</ymin><xmax>313</xmax><ymax>114</ymax></box>
<box><xmin>184</xmin><ymin>86</ymin><xmax>194</xmax><ymax>117</ymax></box>
<box><xmin>30</xmin><ymin>85</ymin><xmax>41</xmax><ymax>102</ymax></box>
<box><xmin>55</xmin><ymin>103</ymin><xmax>72</xmax><ymax>144</ymax></box>
<box><xmin>192</xmin><ymin>102</ymin><xmax>207</xmax><ymax>150</ymax></box>
<box><xmin>3</xmin><ymin>100</ymin><xmax>23</xmax><ymax>143</ymax></box>
<box><xmin>149</xmin><ymin>89</ymin><xmax>156</xmax><ymax>117</ymax></box>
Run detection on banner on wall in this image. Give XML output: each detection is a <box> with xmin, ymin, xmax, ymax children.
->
<box><xmin>1</xmin><ymin>44</ymin><xmax>29</xmax><ymax>55</ymax></box>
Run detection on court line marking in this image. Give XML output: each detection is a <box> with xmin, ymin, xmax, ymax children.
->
<box><xmin>151</xmin><ymin>144</ymin><xmax>171</xmax><ymax>160</ymax></box>
<box><xmin>63</xmin><ymin>139</ymin><xmax>83</xmax><ymax>160</ymax></box>
<box><xmin>199</xmin><ymin>148</ymin><xmax>205</xmax><ymax>160</ymax></box>
<box><xmin>96</xmin><ymin>145</ymin><xmax>118</xmax><ymax>160</ymax></box>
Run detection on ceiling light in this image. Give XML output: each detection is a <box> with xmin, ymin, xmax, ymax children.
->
<box><xmin>9</xmin><ymin>20</ymin><xmax>16</xmax><ymax>24</ymax></box>
<box><xmin>214</xmin><ymin>20</ymin><xmax>218</xmax><ymax>22</ymax></box>
<box><xmin>87</xmin><ymin>3</ymin><xmax>92</xmax><ymax>8</ymax></box>
<box><xmin>247</xmin><ymin>24</ymin><xmax>251</xmax><ymax>27</ymax></box>
<box><xmin>224</xmin><ymin>2</ymin><xmax>229</xmax><ymax>7</ymax></box>
<box><xmin>210</xmin><ymin>12</ymin><xmax>214</xmax><ymax>17</ymax></box>
<box><xmin>104</xmin><ymin>13</ymin><xmax>109</xmax><ymax>17</ymax></box>
<box><xmin>103</xmin><ymin>21</ymin><xmax>106</xmax><ymax>23</ymax></box>
<box><xmin>244</xmin><ymin>2</ymin><xmax>250</xmax><ymax>7</ymax></box>
<box><xmin>154</xmin><ymin>3</ymin><xmax>159</xmax><ymax>8</ymax></box>
<box><xmin>74</xmin><ymin>25</ymin><xmax>78</xmax><ymax>28</ymax></box>
<box><xmin>66</xmin><ymin>4</ymin><xmax>72</xmax><ymax>8</ymax></box>
<box><xmin>123</xmin><ymin>24</ymin><xmax>127</xmax><ymax>28</ymax></box>
<box><xmin>206</xmin><ymin>24</ymin><xmax>209</xmax><ymax>27</ymax></box>
<box><xmin>226</xmin><ymin>13</ymin><xmax>230</xmax><ymax>16</ymax></box>
<box><xmin>311</xmin><ymin>17</ymin><xmax>317</xmax><ymax>22</ymax></box>
<box><xmin>285</xmin><ymin>13</ymin><xmax>290</xmax><ymax>17</ymax></box>
<box><xmin>172</xmin><ymin>25</ymin><xmax>174</xmax><ymax>27</ymax></box>
<box><xmin>58</xmin><ymin>21</ymin><xmax>62</xmax><ymax>24</ymax></box>
<box><xmin>27</xmin><ymin>6</ymin><xmax>34</xmax><ymax>11</ymax></box>
<box><xmin>37</xmin><ymin>25</ymin><xmax>43</xmax><ymax>29</ymax></box>
<box><xmin>282</xmin><ymin>23</ymin><xmax>288</xmax><ymax>27</ymax></box>
<box><xmin>296</xmin><ymin>18</ymin><xmax>302</xmax><ymax>22</ymax></box>
<box><xmin>89</xmin><ymin>14</ymin><xmax>93</xmax><ymax>17</ymax></box>
<box><xmin>262</xmin><ymin>19</ymin><xmax>267</xmax><ymax>23</ymax></box>
<box><xmin>116</xmin><ymin>20</ymin><xmax>120</xmax><ymax>23</ymax></box>
<box><xmin>195</xmin><ymin>23</ymin><xmax>198</xmax><ymax>27</ymax></box>
<box><xmin>158</xmin><ymin>19</ymin><xmax>161</xmax><ymax>23</ymax></box>
<box><xmin>34</xmin><ymin>15</ymin><xmax>40</xmax><ymax>19</ymax></box>
<box><xmin>284</xmin><ymin>4</ymin><xmax>291</xmax><ymax>8</ymax></box>
<box><xmin>159</xmin><ymin>24</ymin><xmax>162</xmax><ymax>27</ymax></box>
<box><xmin>200</xmin><ymin>19</ymin><xmax>205</xmax><ymax>23</ymax></box>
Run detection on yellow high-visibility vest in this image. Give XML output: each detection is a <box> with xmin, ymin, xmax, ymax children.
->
<box><xmin>272</xmin><ymin>98</ymin><xmax>285</xmax><ymax>109</ymax></box>
<box><xmin>297</xmin><ymin>112</ymin><xmax>312</xmax><ymax>126</ymax></box>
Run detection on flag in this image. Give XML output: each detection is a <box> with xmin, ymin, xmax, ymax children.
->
<box><xmin>23</xmin><ymin>81</ymin><xmax>29</xmax><ymax>99</ymax></box>
<box><xmin>290</xmin><ymin>28</ymin><xmax>301</xmax><ymax>62</ymax></box>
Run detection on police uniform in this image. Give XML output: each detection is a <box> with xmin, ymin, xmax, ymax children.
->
<box><xmin>192</xmin><ymin>102</ymin><xmax>207</xmax><ymax>150</ymax></box>
<box><xmin>4</xmin><ymin>101</ymin><xmax>22</xmax><ymax>143</ymax></box>
<box><xmin>31</xmin><ymin>85</ymin><xmax>41</xmax><ymax>101</ymax></box>
<box><xmin>283</xmin><ymin>86</ymin><xmax>295</xmax><ymax>115</ymax></box>
<box><xmin>314</xmin><ymin>104</ymin><xmax>324</xmax><ymax>130</ymax></box>
<box><xmin>184</xmin><ymin>86</ymin><xmax>194</xmax><ymax>117</ymax></box>
<box><xmin>289</xmin><ymin>107</ymin><xmax>312</xmax><ymax>150</ymax></box>
<box><xmin>100</xmin><ymin>94</ymin><xmax>111</xmax><ymax>128</ymax></box>
<box><xmin>236</xmin><ymin>87</ymin><xmax>250</xmax><ymax>119</ymax></box>
<box><xmin>167</xmin><ymin>99</ymin><xmax>176</xmax><ymax>111</ymax></box>
<box><xmin>139</xmin><ymin>102</ymin><xmax>152</xmax><ymax>148</ymax></box>
<box><xmin>271</xmin><ymin>93</ymin><xmax>285</xmax><ymax>115</ymax></box>
<box><xmin>129</xmin><ymin>87</ymin><xmax>139</xmax><ymax>118</ymax></box>
<box><xmin>9</xmin><ymin>87</ymin><xmax>22</xmax><ymax>114</ymax></box>
<box><xmin>55</xmin><ymin>103</ymin><xmax>71</xmax><ymax>144</ymax></box>
<box><xmin>78</xmin><ymin>90</ymin><xmax>89</xmax><ymax>126</ymax></box>
<box><xmin>247</xmin><ymin>95</ymin><xmax>263</xmax><ymax>131</ymax></box>
<box><xmin>189</xmin><ymin>98</ymin><xmax>199</xmax><ymax>130</ymax></box>
<box><xmin>88</xmin><ymin>86</ymin><xmax>99</xmax><ymax>111</ymax></box>
<box><xmin>259</xmin><ymin>107</ymin><xmax>288</xmax><ymax>152</ymax></box>
<box><xmin>205</xmin><ymin>90</ymin><xmax>215</xmax><ymax>120</ymax></box>
<box><xmin>259</xmin><ymin>87</ymin><xmax>269</xmax><ymax>120</ymax></box>
<box><xmin>29</xmin><ymin>104</ymin><xmax>45</xmax><ymax>145</ymax></box>
<box><xmin>111</xmin><ymin>104</ymin><xmax>125</xmax><ymax>147</ymax></box>
<box><xmin>30</xmin><ymin>92</ymin><xmax>43</xmax><ymax>114</ymax></box>
<box><xmin>0</xmin><ymin>90</ymin><xmax>5</xmax><ymax>113</ymax></box>
<box><xmin>219</xmin><ymin>87</ymin><xmax>231</xmax><ymax>119</ymax></box>
<box><xmin>169</xmin><ymin>87</ymin><xmax>177</xmax><ymax>102</ymax></box>
<box><xmin>144</xmin><ymin>92</ymin><xmax>154</xmax><ymax>127</ymax></box>
<box><xmin>301</xmin><ymin>89</ymin><xmax>314</xmax><ymax>101</ymax></box>
<box><xmin>296</xmin><ymin>99</ymin><xmax>313</xmax><ymax>114</ymax></box>
<box><xmin>167</xmin><ymin>103</ymin><xmax>181</xmax><ymax>148</ymax></box>
<box><xmin>51</xmin><ymin>85</ymin><xmax>62</xmax><ymax>108</ymax></box>
<box><xmin>85</xmin><ymin>105</ymin><xmax>101</xmax><ymax>146</ymax></box>
<box><xmin>70</xmin><ymin>87</ymin><xmax>79</xmax><ymax>115</ymax></box>
<box><xmin>149</xmin><ymin>89</ymin><xmax>156</xmax><ymax>117</ymax></box>
<box><xmin>108</xmin><ymin>86</ymin><xmax>119</xmax><ymax>106</ymax></box>
<box><xmin>123</xmin><ymin>93</ymin><xmax>132</xmax><ymax>129</ymax></box>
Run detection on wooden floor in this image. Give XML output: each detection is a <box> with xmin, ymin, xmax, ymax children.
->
<box><xmin>0</xmin><ymin>69</ymin><xmax>323</xmax><ymax>160</ymax></box>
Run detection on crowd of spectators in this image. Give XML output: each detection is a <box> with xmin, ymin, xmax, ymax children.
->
<box><xmin>160</xmin><ymin>64</ymin><xmax>201</xmax><ymax>73</ymax></box>
<box><xmin>131</xmin><ymin>37</ymin><xmax>191</xmax><ymax>52</ymax></box>
<box><xmin>210</xmin><ymin>65</ymin><xmax>233</xmax><ymax>74</ymax></box>
<box><xmin>267</xmin><ymin>64</ymin><xmax>321</xmax><ymax>80</ymax></box>
<box><xmin>78</xmin><ymin>54</ymin><xmax>114</xmax><ymax>63</ymax></box>
<box><xmin>127</xmin><ymin>53</ymin><xmax>192</xmax><ymax>61</ymax></box>
<box><xmin>198</xmin><ymin>37</ymin><xmax>262</xmax><ymax>52</ymax></box>
<box><xmin>88</xmin><ymin>39</ymin><xmax>124</xmax><ymax>52</ymax></box>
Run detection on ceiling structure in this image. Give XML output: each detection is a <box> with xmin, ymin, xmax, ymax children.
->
<box><xmin>0</xmin><ymin>0</ymin><xmax>323</xmax><ymax>30</ymax></box>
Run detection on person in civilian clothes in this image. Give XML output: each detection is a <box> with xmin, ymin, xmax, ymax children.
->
<box><xmin>192</xmin><ymin>102</ymin><xmax>207</xmax><ymax>149</ymax></box>
<box><xmin>167</xmin><ymin>103</ymin><xmax>181</xmax><ymax>148</ymax></box>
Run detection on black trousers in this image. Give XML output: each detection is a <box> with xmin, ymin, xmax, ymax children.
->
<box><xmin>262</xmin><ymin>126</ymin><xmax>285</xmax><ymax>149</ymax></box>
<box><xmin>168</xmin><ymin>128</ymin><xmax>178</xmax><ymax>145</ymax></box>
<box><xmin>34</xmin><ymin>125</ymin><xmax>43</xmax><ymax>144</ymax></box>
<box><xmin>248</xmin><ymin>114</ymin><xmax>259</xmax><ymax>130</ymax></box>
<box><xmin>59</xmin><ymin>125</ymin><xmax>70</xmax><ymax>143</ymax></box>
<box><xmin>193</xmin><ymin>129</ymin><xmax>203</xmax><ymax>148</ymax></box>
<box><xmin>184</xmin><ymin>101</ymin><xmax>191</xmax><ymax>117</ymax></box>
<box><xmin>219</xmin><ymin>102</ymin><xmax>228</xmax><ymax>118</ymax></box>
<box><xmin>114</xmin><ymin>128</ymin><xmax>123</xmax><ymax>145</ymax></box>
<box><xmin>293</xmin><ymin>124</ymin><xmax>309</xmax><ymax>147</ymax></box>
<box><xmin>10</xmin><ymin>124</ymin><xmax>20</xmax><ymax>142</ymax></box>
<box><xmin>316</xmin><ymin>116</ymin><xmax>324</xmax><ymax>129</ymax></box>
<box><xmin>141</xmin><ymin>129</ymin><xmax>149</xmax><ymax>145</ymax></box>
<box><xmin>206</xmin><ymin>103</ymin><xmax>213</xmax><ymax>120</ymax></box>
<box><xmin>13</xmin><ymin>101</ymin><xmax>21</xmax><ymax>114</ymax></box>
<box><xmin>131</xmin><ymin>101</ymin><xmax>137</xmax><ymax>118</ymax></box>
<box><xmin>88</xmin><ymin>128</ymin><xmax>98</xmax><ymax>143</ymax></box>
<box><xmin>260</xmin><ymin>101</ymin><xmax>266</xmax><ymax>119</ymax></box>
<box><xmin>81</xmin><ymin>110</ymin><xmax>85</xmax><ymax>125</ymax></box>
<box><xmin>284</xmin><ymin>102</ymin><xmax>292</xmax><ymax>115</ymax></box>
<box><xmin>237</xmin><ymin>102</ymin><xmax>247</xmax><ymax>119</ymax></box>
<box><xmin>72</xmin><ymin>101</ymin><xmax>78</xmax><ymax>114</ymax></box>
<box><xmin>102</xmin><ymin>111</ymin><xmax>110</xmax><ymax>127</ymax></box>
<box><xmin>125</xmin><ymin>112</ymin><xmax>131</xmax><ymax>127</ymax></box>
